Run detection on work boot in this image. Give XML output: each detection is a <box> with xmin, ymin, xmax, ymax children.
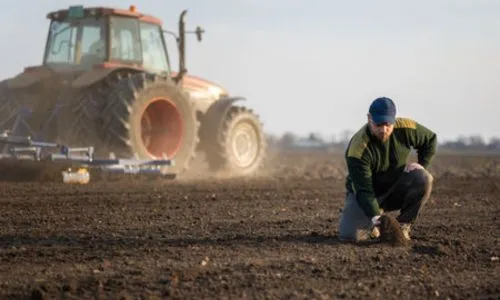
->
<box><xmin>400</xmin><ymin>223</ymin><xmax>412</xmax><ymax>240</ymax></box>
<box><xmin>369</xmin><ymin>226</ymin><xmax>380</xmax><ymax>239</ymax></box>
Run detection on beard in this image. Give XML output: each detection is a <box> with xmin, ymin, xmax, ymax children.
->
<box><xmin>376</xmin><ymin>132</ymin><xmax>391</xmax><ymax>142</ymax></box>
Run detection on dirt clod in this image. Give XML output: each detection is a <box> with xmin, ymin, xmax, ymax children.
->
<box><xmin>30</xmin><ymin>288</ymin><xmax>45</xmax><ymax>300</ymax></box>
<box><xmin>378</xmin><ymin>215</ymin><xmax>409</xmax><ymax>247</ymax></box>
<box><xmin>62</xmin><ymin>280</ymin><xmax>77</xmax><ymax>293</ymax></box>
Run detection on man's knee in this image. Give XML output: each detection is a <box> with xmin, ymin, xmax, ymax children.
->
<box><xmin>339</xmin><ymin>213</ymin><xmax>358</xmax><ymax>240</ymax></box>
<box><xmin>339</xmin><ymin>193</ymin><xmax>372</xmax><ymax>240</ymax></box>
<box><xmin>400</xmin><ymin>168</ymin><xmax>434</xmax><ymax>219</ymax></box>
<box><xmin>408</xmin><ymin>168</ymin><xmax>433</xmax><ymax>192</ymax></box>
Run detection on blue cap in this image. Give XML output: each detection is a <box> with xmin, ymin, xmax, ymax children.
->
<box><xmin>369</xmin><ymin>97</ymin><xmax>396</xmax><ymax>125</ymax></box>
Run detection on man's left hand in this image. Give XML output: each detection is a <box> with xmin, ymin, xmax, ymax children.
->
<box><xmin>404</xmin><ymin>162</ymin><xmax>424</xmax><ymax>173</ymax></box>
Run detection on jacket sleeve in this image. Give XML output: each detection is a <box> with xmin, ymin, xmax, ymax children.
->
<box><xmin>410</xmin><ymin>122</ymin><xmax>438</xmax><ymax>169</ymax></box>
<box><xmin>346</xmin><ymin>156</ymin><xmax>381</xmax><ymax>218</ymax></box>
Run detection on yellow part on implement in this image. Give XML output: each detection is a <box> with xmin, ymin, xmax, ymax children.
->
<box><xmin>61</xmin><ymin>168</ymin><xmax>90</xmax><ymax>184</ymax></box>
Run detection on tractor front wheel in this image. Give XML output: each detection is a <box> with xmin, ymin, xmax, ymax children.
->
<box><xmin>205</xmin><ymin>106</ymin><xmax>266</xmax><ymax>176</ymax></box>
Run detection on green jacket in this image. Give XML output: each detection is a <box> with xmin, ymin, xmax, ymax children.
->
<box><xmin>344</xmin><ymin>117</ymin><xmax>437</xmax><ymax>218</ymax></box>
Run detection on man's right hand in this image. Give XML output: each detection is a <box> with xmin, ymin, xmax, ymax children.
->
<box><xmin>371</xmin><ymin>215</ymin><xmax>381</xmax><ymax>226</ymax></box>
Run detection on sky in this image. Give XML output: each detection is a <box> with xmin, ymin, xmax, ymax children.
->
<box><xmin>0</xmin><ymin>0</ymin><xmax>498</xmax><ymax>143</ymax></box>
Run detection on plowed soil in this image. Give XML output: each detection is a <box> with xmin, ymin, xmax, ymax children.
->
<box><xmin>0</xmin><ymin>152</ymin><xmax>499</xmax><ymax>299</ymax></box>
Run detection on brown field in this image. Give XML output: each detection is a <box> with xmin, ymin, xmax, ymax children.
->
<box><xmin>0</xmin><ymin>151</ymin><xmax>499</xmax><ymax>299</ymax></box>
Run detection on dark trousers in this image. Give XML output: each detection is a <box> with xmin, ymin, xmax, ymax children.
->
<box><xmin>377</xmin><ymin>168</ymin><xmax>434</xmax><ymax>223</ymax></box>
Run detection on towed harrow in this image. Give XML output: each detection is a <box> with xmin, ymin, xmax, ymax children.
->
<box><xmin>0</xmin><ymin>131</ymin><xmax>176</xmax><ymax>183</ymax></box>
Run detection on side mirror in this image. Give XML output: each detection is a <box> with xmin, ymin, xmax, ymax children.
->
<box><xmin>195</xmin><ymin>26</ymin><xmax>205</xmax><ymax>42</ymax></box>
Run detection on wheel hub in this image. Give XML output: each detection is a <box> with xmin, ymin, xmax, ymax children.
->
<box><xmin>140</xmin><ymin>98</ymin><xmax>183</xmax><ymax>158</ymax></box>
<box><xmin>230</xmin><ymin>122</ymin><xmax>259</xmax><ymax>168</ymax></box>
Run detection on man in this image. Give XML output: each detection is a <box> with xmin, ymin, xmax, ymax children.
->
<box><xmin>339</xmin><ymin>97</ymin><xmax>437</xmax><ymax>242</ymax></box>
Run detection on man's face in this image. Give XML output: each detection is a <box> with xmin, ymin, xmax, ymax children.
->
<box><xmin>367</xmin><ymin>114</ymin><xmax>394</xmax><ymax>142</ymax></box>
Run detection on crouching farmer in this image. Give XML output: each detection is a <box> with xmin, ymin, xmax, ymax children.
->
<box><xmin>339</xmin><ymin>97</ymin><xmax>437</xmax><ymax>242</ymax></box>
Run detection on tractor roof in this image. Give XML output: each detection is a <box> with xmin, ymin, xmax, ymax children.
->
<box><xmin>46</xmin><ymin>5</ymin><xmax>162</xmax><ymax>25</ymax></box>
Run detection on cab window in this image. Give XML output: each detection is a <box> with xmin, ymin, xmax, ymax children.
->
<box><xmin>139</xmin><ymin>22</ymin><xmax>169</xmax><ymax>73</ymax></box>
<box><xmin>45</xmin><ymin>18</ymin><xmax>105</xmax><ymax>65</ymax></box>
<box><xmin>109</xmin><ymin>16</ymin><xmax>142</xmax><ymax>62</ymax></box>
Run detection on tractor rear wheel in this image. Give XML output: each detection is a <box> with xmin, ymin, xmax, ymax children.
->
<box><xmin>56</xmin><ymin>75</ymin><xmax>120</xmax><ymax>148</ymax></box>
<box><xmin>100</xmin><ymin>73</ymin><xmax>199</xmax><ymax>174</ymax></box>
<box><xmin>56</xmin><ymin>87</ymin><xmax>101</xmax><ymax>147</ymax></box>
<box><xmin>204</xmin><ymin>106</ymin><xmax>266</xmax><ymax>176</ymax></box>
<box><xmin>0</xmin><ymin>81</ymin><xmax>40</xmax><ymax>138</ymax></box>
<box><xmin>0</xmin><ymin>80</ymin><xmax>75</xmax><ymax>141</ymax></box>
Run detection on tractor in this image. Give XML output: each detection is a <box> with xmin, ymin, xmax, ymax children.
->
<box><xmin>0</xmin><ymin>5</ymin><xmax>267</xmax><ymax>176</ymax></box>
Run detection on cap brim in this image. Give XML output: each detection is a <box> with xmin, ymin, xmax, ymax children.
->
<box><xmin>372</xmin><ymin>114</ymin><xmax>395</xmax><ymax>125</ymax></box>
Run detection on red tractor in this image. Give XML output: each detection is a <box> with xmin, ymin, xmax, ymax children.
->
<box><xmin>0</xmin><ymin>5</ymin><xmax>266</xmax><ymax>176</ymax></box>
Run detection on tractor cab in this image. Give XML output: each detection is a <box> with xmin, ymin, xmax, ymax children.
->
<box><xmin>44</xmin><ymin>5</ymin><xmax>171</xmax><ymax>75</ymax></box>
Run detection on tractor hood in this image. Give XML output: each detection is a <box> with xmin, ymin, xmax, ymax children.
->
<box><xmin>175</xmin><ymin>73</ymin><xmax>230</xmax><ymax>101</ymax></box>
